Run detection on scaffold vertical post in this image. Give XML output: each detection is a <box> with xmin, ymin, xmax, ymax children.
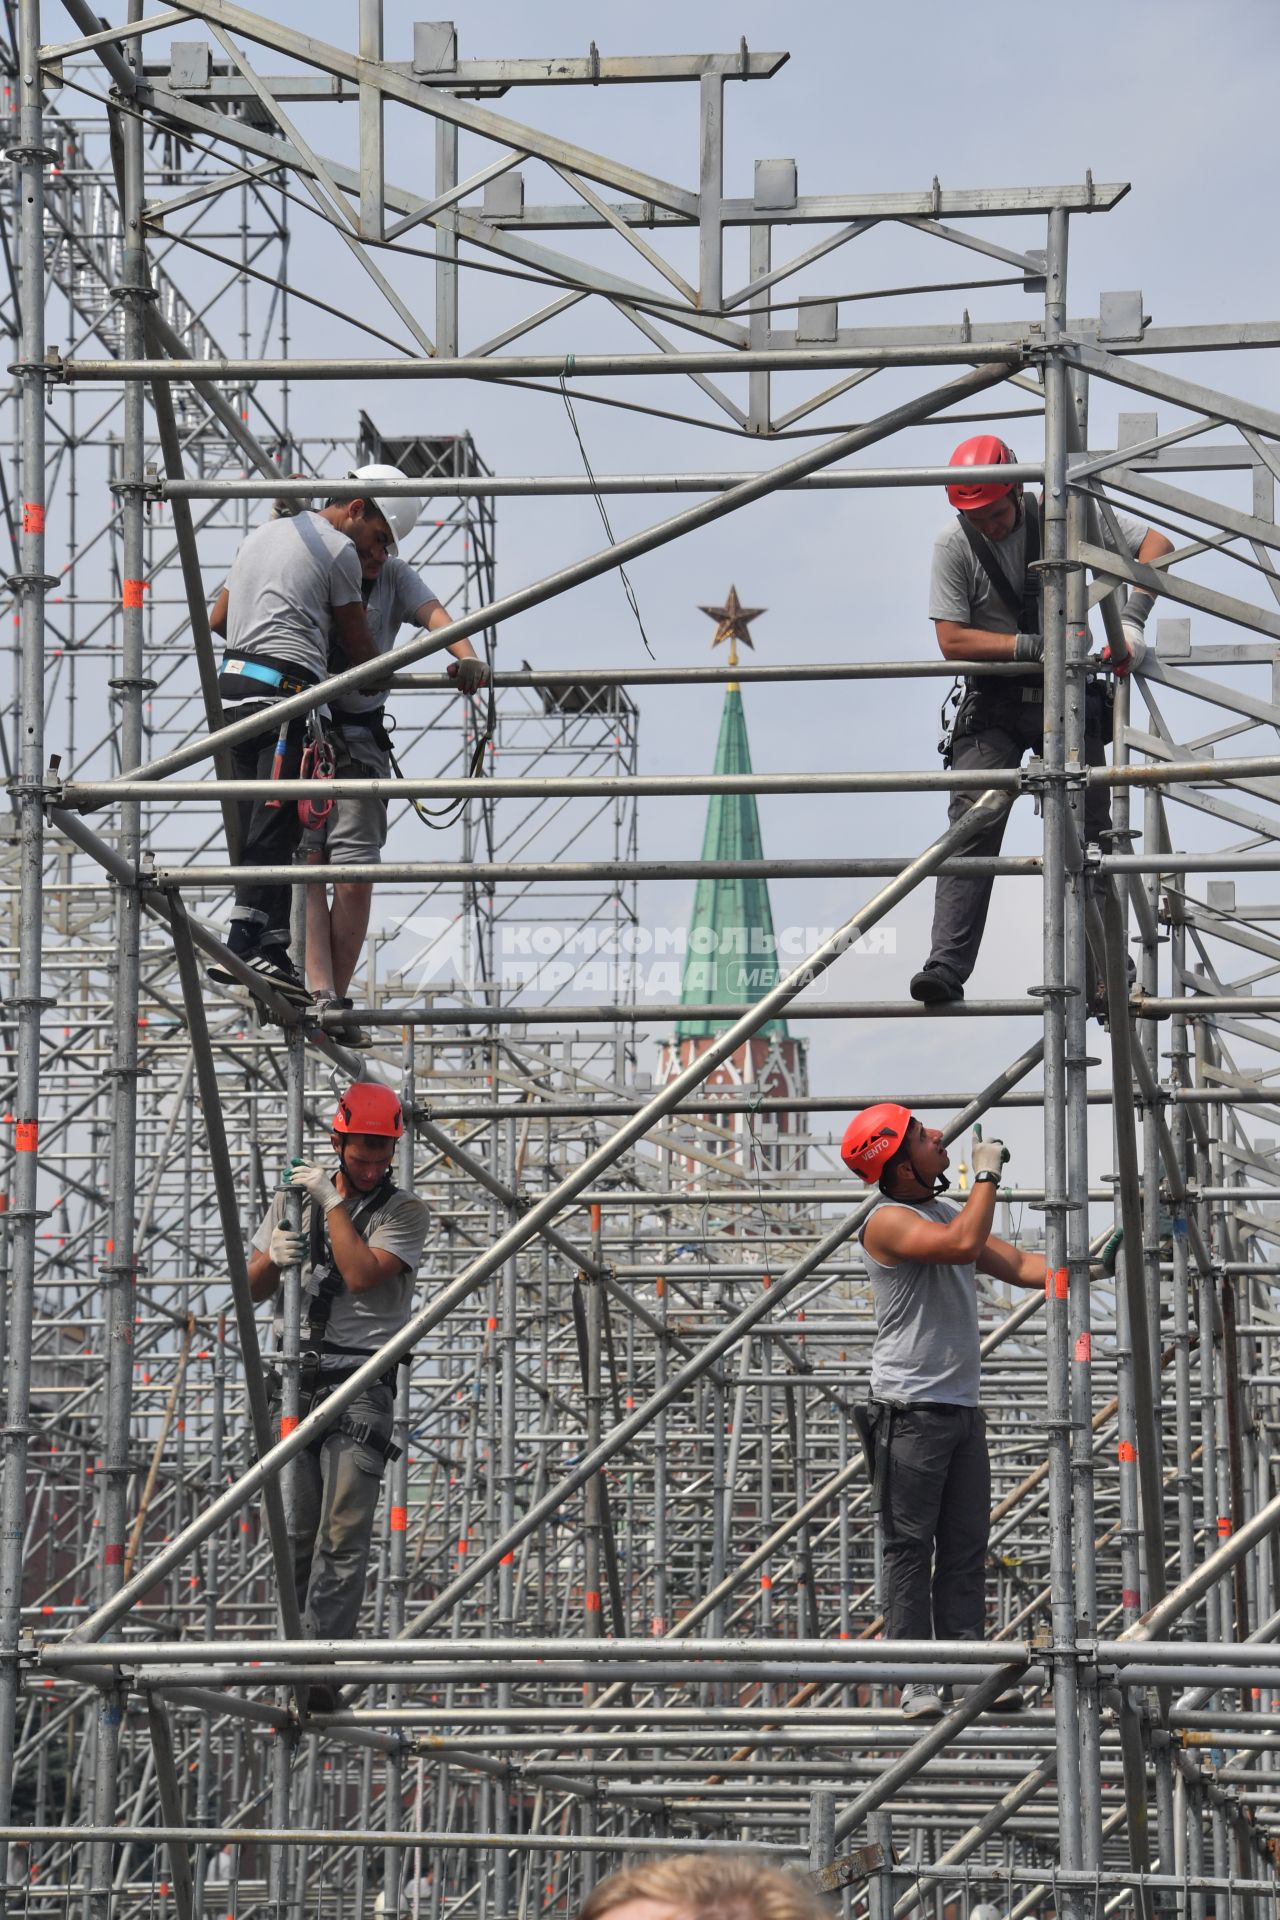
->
<box><xmin>1040</xmin><ymin>202</ymin><xmax>1086</xmax><ymax>1898</ymax></box>
<box><xmin>0</xmin><ymin>0</ymin><xmax>49</xmax><ymax>1899</ymax></box>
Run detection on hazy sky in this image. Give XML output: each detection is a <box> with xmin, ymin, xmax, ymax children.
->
<box><xmin>76</xmin><ymin>0</ymin><xmax>1280</xmax><ymax>1182</ymax></box>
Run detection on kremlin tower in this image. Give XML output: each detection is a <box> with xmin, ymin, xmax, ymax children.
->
<box><xmin>658</xmin><ymin>588</ymin><xmax>809</xmax><ymax>1173</ymax></box>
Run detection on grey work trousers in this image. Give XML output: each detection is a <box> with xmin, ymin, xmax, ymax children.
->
<box><xmin>881</xmin><ymin>1402</ymin><xmax>991</xmax><ymax>1642</ymax></box>
<box><xmin>925</xmin><ymin>708</ymin><xmax>1111</xmax><ymax>990</ymax></box>
<box><xmin>272</xmin><ymin>1380</ymin><xmax>394</xmax><ymax>1640</ymax></box>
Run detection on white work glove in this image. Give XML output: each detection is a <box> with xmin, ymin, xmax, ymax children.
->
<box><xmin>1108</xmin><ymin>623</ymin><xmax>1147</xmax><ymax>677</ymax></box>
<box><xmin>1013</xmin><ymin>632</ymin><xmax>1044</xmax><ymax>662</ymax></box>
<box><xmin>448</xmin><ymin>656</ymin><xmax>488</xmax><ymax>694</ymax></box>
<box><xmin>971</xmin><ymin>1137</ymin><xmax>1010</xmax><ymax>1180</ymax></box>
<box><xmin>283</xmin><ymin>1158</ymin><xmax>342</xmax><ymax>1213</ymax></box>
<box><xmin>268</xmin><ymin>1223</ymin><xmax>306</xmax><ymax>1270</ymax></box>
<box><xmin>1104</xmin><ymin>587</ymin><xmax>1155</xmax><ymax>679</ymax></box>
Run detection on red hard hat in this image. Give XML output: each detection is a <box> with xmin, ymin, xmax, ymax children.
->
<box><xmin>841</xmin><ymin>1103</ymin><xmax>913</xmax><ymax>1182</ymax></box>
<box><xmin>333</xmin><ymin>1082</ymin><xmax>404</xmax><ymax>1139</ymax></box>
<box><xmin>945</xmin><ymin>435</ymin><xmax>1018</xmax><ymax>511</ymax></box>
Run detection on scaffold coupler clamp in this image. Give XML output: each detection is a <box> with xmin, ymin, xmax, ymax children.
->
<box><xmin>1020</xmin><ymin>753</ymin><xmax>1047</xmax><ymax>817</ymax></box>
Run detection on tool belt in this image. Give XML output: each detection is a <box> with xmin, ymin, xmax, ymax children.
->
<box><xmin>951</xmin><ymin>674</ymin><xmax>1113</xmax><ymax>743</ymax></box>
<box><xmin>219</xmin><ymin>654</ymin><xmax>320</xmax><ymax>703</ymax></box>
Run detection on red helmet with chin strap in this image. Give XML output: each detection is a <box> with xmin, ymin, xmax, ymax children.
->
<box><xmin>841</xmin><ymin>1102</ymin><xmax>913</xmax><ymax>1182</ymax></box>
<box><xmin>945</xmin><ymin>435</ymin><xmax>1018</xmax><ymax>511</ymax></box>
<box><xmin>333</xmin><ymin>1082</ymin><xmax>404</xmax><ymax>1139</ymax></box>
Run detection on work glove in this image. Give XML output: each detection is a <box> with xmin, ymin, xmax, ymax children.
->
<box><xmin>1104</xmin><ymin>587</ymin><xmax>1156</xmax><ymax>679</ymax></box>
<box><xmin>448</xmin><ymin>656</ymin><xmax>488</xmax><ymax>694</ymax></box>
<box><xmin>1013</xmin><ymin>632</ymin><xmax>1044</xmax><ymax>663</ymax></box>
<box><xmin>1122</xmin><ymin>588</ymin><xmax>1157</xmax><ymax>633</ymax></box>
<box><xmin>268</xmin><ymin>1223</ymin><xmax>306</xmax><ymax>1271</ymax></box>
<box><xmin>1097</xmin><ymin>1226</ymin><xmax>1124</xmax><ymax>1276</ymax></box>
<box><xmin>971</xmin><ymin>1137</ymin><xmax>1010</xmax><ymax>1180</ymax></box>
<box><xmin>1102</xmin><ymin>625</ymin><xmax>1146</xmax><ymax>678</ymax></box>
<box><xmin>283</xmin><ymin>1158</ymin><xmax>342</xmax><ymax>1214</ymax></box>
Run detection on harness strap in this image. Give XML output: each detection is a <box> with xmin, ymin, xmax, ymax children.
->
<box><xmin>955</xmin><ymin>495</ymin><xmax>1041</xmax><ymax>632</ymax></box>
<box><xmin>304</xmin><ymin>1170</ymin><xmax>397</xmax><ymax>1347</ymax></box>
<box><xmin>335</xmin><ymin>1413</ymin><xmax>402</xmax><ymax>1463</ymax></box>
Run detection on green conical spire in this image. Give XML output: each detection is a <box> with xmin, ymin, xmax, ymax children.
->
<box><xmin>676</xmin><ymin>682</ymin><xmax>788</xmax><ymax>1040</ymax></box>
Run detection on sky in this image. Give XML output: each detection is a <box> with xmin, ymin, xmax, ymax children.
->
<box><xmin>54</xmin><ymin>0</ymin><xmax>1280</xmax><ymax>1188</ymax></box>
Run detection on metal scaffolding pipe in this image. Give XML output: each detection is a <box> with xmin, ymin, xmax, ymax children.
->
<box><xmin>62</xmin><ymin>747</ymin><xmax>1280</xmax><ymax>803</ymax></box>
<box><xmin>158</xmin><ymin>462</ymin><xmax>1046</xmax><ymax>499</ymax></box>
<box><xmin>61</xmin><ymin>343</ymin><xmax>1031</xmax><ymax>383</ymax></box>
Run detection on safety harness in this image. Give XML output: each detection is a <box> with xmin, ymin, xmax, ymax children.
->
<box><xmin>939</xmin><ymin>496</ymin><xmax>1111</xmax><ymax>764</ymax></box>
<box><xmin>269</xmin><ymin>1168</ymin><xmax>406</xmax><ymax>1463</ymax></box>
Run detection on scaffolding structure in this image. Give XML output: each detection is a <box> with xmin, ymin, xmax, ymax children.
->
<box><xmin>4</xmin><ymin>6</ymin><xmax>1280</xmax><ymax>1919</ymax></box>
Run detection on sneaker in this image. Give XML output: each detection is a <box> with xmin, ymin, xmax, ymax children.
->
<box><xmin>993</xmin><ymin>1684</ymin><xmax>1026</xmax><ymax>1713</ymax></box>
<box><xmin>242</xmin><ymin>949</ymin><xmax>313</xmax><ymax>1008</ymax></box>
<box><xmin>310</xmin><ymin>993</ymin><xmax>371</xmax><ymax>1048</ymax></box>
<box><xmin>909</xmin><ymin>966</ymin><xmax>964</xmax><ymax>1007</ymax></box>
<box><xmin>901</xmin><ymin>1684</ymin><xmax>945</xmax><ymax>1721</ymax></box>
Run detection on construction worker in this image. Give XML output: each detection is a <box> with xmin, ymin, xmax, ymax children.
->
<box><xmin>205</xmin><ymin>493</ymin><xmax>389</xmax><ymax>1006</ymax></box>
<box><xmin>909</xmin><ymin>435</ymin><xmax>1175</xmax><ymax>1006</ymax></box>
<box><xmin>302</xmin><ymin>463</ymin><xmax>489</xmax><ymax>1030</ymax></box>
<box><xmin>247</xmin><ymin>1081</ymin><xmax>427</xmax><ymax>1692</ymax></box>
<box><xmin>577</xmin><ymin>1854</ymin><xmax>832</xmax><ymax>1920</ymax></box>
<box><xmin>841</xmin><ymin>1104</ymin><xmax>1045</xmax><ymax>1719</ymax></box>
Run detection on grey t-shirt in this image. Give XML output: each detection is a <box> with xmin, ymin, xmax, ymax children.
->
<box><xmin>858</xmin><ymin>1196</ymin><xmax>981</xmax><ymax>1406</ymax></box>
<box><xmin>329</xmin><ymin>556</ymin><xmax>440</xmax><ymax>773</ymax></box>
<box><xmin>254</xmin><ymin>1177</ymin><xmax>430</xmax><ymax>1367</ymax></box>
<box><xmin>224</xmin><ymin>511</ymin><xmax>363</xmax><ymax>681</ymax></box>
<box><xmin>929</xmin><ymin>506</ymin><xmax>1148</xmax><ymax>634</ymax></box>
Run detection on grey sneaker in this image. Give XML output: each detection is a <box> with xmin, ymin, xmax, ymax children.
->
<box><xmin>901</xmin><ymin>1683</ymin><xmax>945</xmax><ymax>1720</ymax></box>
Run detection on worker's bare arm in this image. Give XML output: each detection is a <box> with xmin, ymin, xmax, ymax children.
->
<box><xmin>208</xmin><ymin>588</ymin><xmax>229</xmax><ymax>638</ymax></box>
<box><xmin>332</xmin><ymin>600</ymin><xmax>379</xmax><ymax>668</ymax></box>
<box><xmin>976</xmin><ymin>1234</ymin><xmax>1047</xmax><ymax>1291</ymax></box>
<box><xmin>247</xmin><ymin>1248</ymin><xmax>280</xmax><ymax>1303</ymax></box>
<box><xmin>326</xmin><ymin>1202</ymin><xmax>409</xmax><ymax>1293</ymax></box>
<box><xmin>862</xmin><ymin>1185</ymin><xmax>999</xmax><ymax>1267</ymax></box>
<box><xmin>1136</xmin><ymin>527</ymin><xmax>1175</xmax><ymax>573</ymax></box>
<box><xmin>418</xmin><ymin>599</ymin><xmax>480</xmax><ymax>666</ymax></box>
<box><xmin>934</xmin><ymin>618</ymin><xmax>1020</xmax><ymax>664</ymax></box>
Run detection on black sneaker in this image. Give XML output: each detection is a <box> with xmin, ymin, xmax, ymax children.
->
<box><xmin>909</xmin><ymin>966</ymin><xmax>964</xmax><ymax>1007</ymax></box>
<box><xmin>241</xmin><ymin>949</ymin><xmax>313</xmax><ymax>1007</ymax></box>
<box><xmin>206</xmin><ymin>958</ymin><xmax>244</xmax><ymax>991</ymax></box>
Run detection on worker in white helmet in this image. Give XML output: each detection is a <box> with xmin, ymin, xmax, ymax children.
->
<box><xmin>206</xmin><ymin>486</ymin><xmax>390</xmax><ymax>1006</ymax></box>
<box><xmin>303</xmin><ymin>464</ymin><xmax>488</xmax><ymax>1030</ymax></box>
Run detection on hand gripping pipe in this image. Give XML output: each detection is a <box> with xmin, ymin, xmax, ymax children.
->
<box><xmin>58</xmin><ymin>788</ymin><xmax>1012</xmax><ymax>1648</ymax></box>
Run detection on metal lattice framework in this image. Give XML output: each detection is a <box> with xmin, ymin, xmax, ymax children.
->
<box><xmin>3</xmin><ymin>7</ymin><xmax>1280</xmax><ymax>1920</ymax></box>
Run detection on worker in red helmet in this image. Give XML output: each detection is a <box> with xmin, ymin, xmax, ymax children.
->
<box><xmin>909</xmin><ymin>434</ymin><xmax>1174</xmax><ymax>1006</ymax></box>
<box><xmin>247</xmin><ymin>1081</ymin><xmax>427</xmax><ymax>1697</ymax></box>
<box><xmin>842</xmin><ymin>1103</ymin><xmax>1046</xmax><ymax>1719</ymax></box>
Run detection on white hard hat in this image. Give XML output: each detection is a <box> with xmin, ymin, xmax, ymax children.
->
<box><xmin>970</xmin><ymin>1905</ymin><xmax>1002</xmax><ymax>1920</ymax></box>
<box><xmin>348</xmin><ymin>463</ymin><xmax>422</xmax><ymax>552</ymax></box>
